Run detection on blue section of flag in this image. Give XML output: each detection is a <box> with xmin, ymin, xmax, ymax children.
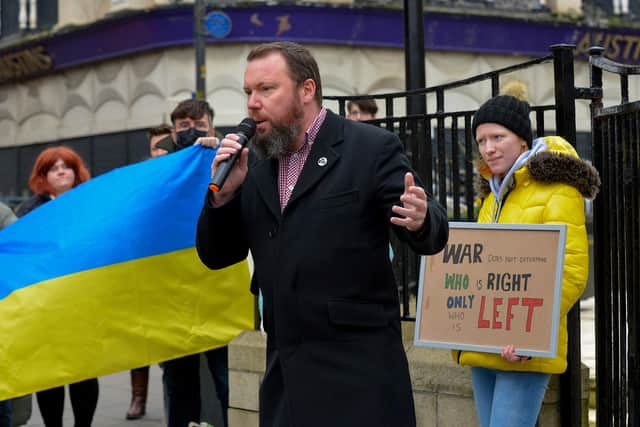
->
<box><xmin>0</xmin><ymin>145</ymin><xmax>215</xmax><ymax>299</ymax></box>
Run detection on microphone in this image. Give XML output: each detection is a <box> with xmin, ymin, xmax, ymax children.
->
<box><xmin>209</xmin><ymin>118</ymin><xmax>256</xmax><ymax>192</ymax></box>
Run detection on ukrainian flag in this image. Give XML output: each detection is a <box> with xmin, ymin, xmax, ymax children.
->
<box><xmin>0</xmin><ymin>145</ymin><xmax>253</xmax><ymax>400</ymax></box>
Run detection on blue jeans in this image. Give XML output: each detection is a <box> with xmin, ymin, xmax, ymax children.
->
<box><xmin>163</xmin><ymin>346</ymin><xmax>228</xmax><ymax>427</ymax></box>
<box><xmin>471</xmin><ymin>367</ymin><xmax>550</xmax><ymax>427</ymax></box>
<box><xmin>0</xmin><ymin>400</ymin><xmax>12</xmax><ymax>427</ymax></box>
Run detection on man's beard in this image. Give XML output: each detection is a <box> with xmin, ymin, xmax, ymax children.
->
<box><xmin>251</xmin><ymin>104</ymin><xmax>303</xmax><ymax>160</ymax></box>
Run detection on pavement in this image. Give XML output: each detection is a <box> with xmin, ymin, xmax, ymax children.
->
<box><xmin>20</xmin><ymin>299</ymin><xmax>597</xmax><ymax>427</ymax></box>
<box><xmin>24</xmin><ymin>354</ymin><xmax>224</xmax><ymax>427</ymax></box>
<box><xmin>24</xmin><ymin>366</ymin><xmax>167</xmax><ymax>427</ymax></box>
<box><xmin>580</xmin><ymin>296</ymin><xmax>596</xmax><ymax>380</ymax></box>
<box><xmin>580</xmin><ymin>296</ymin><xmax>597</xmax><ymax>425</ymax></box>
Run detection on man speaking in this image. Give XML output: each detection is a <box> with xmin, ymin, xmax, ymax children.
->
<box><xmin>196</xmin><ymin>41</ymin><xmax>449</xmax><ymax>427</ymax></box>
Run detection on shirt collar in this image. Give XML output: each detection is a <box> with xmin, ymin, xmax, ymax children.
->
<box><xmin>305</xmin><ymin>107</ymin><xmax>327</xmax><ymax>146</ymax></box>
<box><xmin>285</xmin><ymin>107</ymin><xmax>327</xmax><ymax>156</ymax></box>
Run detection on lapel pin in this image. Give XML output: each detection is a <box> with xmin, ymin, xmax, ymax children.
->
<box><xmin>317</xmin><ymin>157</ymin><xmax>328</xmax><ymax>167</ymax></box>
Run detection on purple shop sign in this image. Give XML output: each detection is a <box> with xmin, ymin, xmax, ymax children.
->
<box><xmin>1</xmin><ymin>4</ymin><xmax>639</xmax><ymax>84</ymax></box>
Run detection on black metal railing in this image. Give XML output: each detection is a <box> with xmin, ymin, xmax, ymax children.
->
<box><xmin>324</xmin><ymin>43</ymin><xmax>585</xmax><ymax>426</ymax></box>
<box><xmin>589</xmin><ymin>46</ymin><xmax>640</xmax><ymax>427</ymax></box>
<box><xmin>325</xmin><ymin>51</ymin><xmax>560</xmax><ymax>321</ymax></box>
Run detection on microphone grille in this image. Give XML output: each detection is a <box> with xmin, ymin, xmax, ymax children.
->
<box><xmin>238</xmin><ymin>118</ymin><xmax>257</xmax><ymax>138</ymax></box>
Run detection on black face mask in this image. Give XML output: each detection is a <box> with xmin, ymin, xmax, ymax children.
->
<box><xmin>176</xmin><ymin>128</ymin><xmax>207</xmax><ymax>149</ymax></box>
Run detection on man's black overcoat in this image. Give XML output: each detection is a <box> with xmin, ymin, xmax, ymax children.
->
<box><xmin>197</xmin><ymin>111</ymin><xmax>449</xmax><ymax>427</ymax></box>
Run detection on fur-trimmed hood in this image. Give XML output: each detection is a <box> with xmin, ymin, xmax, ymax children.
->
<box><xmin>474</xmin><ymin>136</ymin><xmax>601</xmax><ymax>200</ymax></box>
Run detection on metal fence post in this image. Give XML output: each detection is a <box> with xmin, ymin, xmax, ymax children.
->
<box><xmin>194</xmin><ymin>0</ymin><xmax>206</xmax><ymax>100</ymax></box>
<box><xmin>403</xmin><ymin>0</ymin><xmax>425</xmax><ymax>117</ymax></box>
<box><xmin>550</xmin><ymin>43</ymin><xmax>582</xmax><ymax>427</ymax></box>
<box><xmin>587</xmin><ymin>45</ymin><xmax>610</xmax><ymax>427</ymax></box>
<box><xmin>403</xmin><ymin>0</ymin><xmax>427</xmax><ymax>312</ymax></box>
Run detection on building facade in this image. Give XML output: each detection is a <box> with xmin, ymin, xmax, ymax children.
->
<box><xmin>0</xmin><ymin>0</ymin><xmax>638</xmax><ymax>201</ymax></box>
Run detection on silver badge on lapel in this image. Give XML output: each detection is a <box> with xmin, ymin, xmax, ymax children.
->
<box><xmin>317</xmin><ymin>157</ymin><xmax>328</xmax><ymax>167</ymax></box>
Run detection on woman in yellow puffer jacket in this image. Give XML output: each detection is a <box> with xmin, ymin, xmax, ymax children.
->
<box><xmin>455</xmin><ymin>85</ymin><xmax>600</xmax><ymax>427</ymax></box>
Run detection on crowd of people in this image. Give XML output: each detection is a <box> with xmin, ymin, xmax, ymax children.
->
<box><xmin>0</xmin><ymin>41</ymin><xmax>598</xmax><ymax>427</ymax></box>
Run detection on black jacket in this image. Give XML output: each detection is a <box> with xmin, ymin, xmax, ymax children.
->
<box><xmin>15</xmin><ymin>194</ymin><xmax>51</xmax><ymax>218</ymax></box>
<box><xmin>197</xmin><ymin>111</ymin><xmax>449</xmax><ymax>427</ymax></box>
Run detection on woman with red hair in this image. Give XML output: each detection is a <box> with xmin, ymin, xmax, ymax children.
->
<box><xmin>15</xmin><ymin>146</ymin><xmax>99</xmax><ymax>427</ymax></box>
<box><xmin>16</xmin><ymin>146</ymin><xmax>90</xmax><ymax>216</ymax></box>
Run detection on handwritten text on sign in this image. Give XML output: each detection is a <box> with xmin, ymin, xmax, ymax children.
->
<box><xmin>414</xmin><ymin>223</ymin><xmax>566</xmax><ymax>358</ymax></box>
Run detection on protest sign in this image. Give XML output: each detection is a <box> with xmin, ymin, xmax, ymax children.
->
<box><xmin>414</xmin><ymin>222</ymin><xmax>566</xmax><ymax>358</ymax></box>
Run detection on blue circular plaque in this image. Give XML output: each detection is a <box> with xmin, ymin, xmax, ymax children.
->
<box><xmin>204</xmin><ymin>11</ymin><xmax>232</xmax><ymax>39</ymax></box>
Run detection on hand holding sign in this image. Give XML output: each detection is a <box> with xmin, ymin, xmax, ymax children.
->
<box><xmin>501</xmin><ymin>344</ymin><xmax>531</xmax><ymax>363</ymax></box>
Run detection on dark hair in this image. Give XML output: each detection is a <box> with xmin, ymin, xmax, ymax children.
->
<box><xmin>170</xmin><ymin>99</ymin><xmax>214</xmax><ymax>125</ymax></box>
<box><xmin>247</xmin><ymin>42</ymin><xmax>323</xmax><ymax>106</ymax></box>
<box><xmin>147</xmin><ymin>124</ymin><xmax>173</xmax><ymax>141</ymax></box>
<box><xmin>347</xmin><ymin>99</ymin><xmax>378</xmax><ymax>116</ymax></box>
<box><xmin>29</xmin><ymin>146</ymin><xmax>91</xmax><ymax>196</ymax></box>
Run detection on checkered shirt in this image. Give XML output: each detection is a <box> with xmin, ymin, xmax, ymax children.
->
<box><xmin>278</xmin><ymin>108</ymin><xmax>327</xmax><ymax>210</ymax></box>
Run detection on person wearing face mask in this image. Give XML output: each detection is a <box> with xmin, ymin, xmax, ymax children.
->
<box><xmin>15</xmin><ymin>146</ymin><xmax>100</xmax><ymax>427</ymax></box>
<box><xmin>153</xmin><ymin>99</ymin><xmax>220</xmax><ymax>155</ymax></box>
<box><xmin>159</xmin><ymin>99</ymin><xmax>230</xmax><ymax>427</ymax></box>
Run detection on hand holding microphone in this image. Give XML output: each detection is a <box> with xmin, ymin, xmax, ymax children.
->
<box><xmin>209</xmin><ymin>118</ymin><xmax>256</xmax><ymax>193</ymax></box>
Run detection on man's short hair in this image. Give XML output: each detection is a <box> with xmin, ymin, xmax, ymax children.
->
<box><xmin>147</xmin><ymin>124</ymin><xmax>173</xmax><ymax>141</ymax></box>
<box><xmin>347</xmin><ymin>99</ymin><xmax>378</xmax><ymax>116</ymax></box>
<box><xmin>247</xmin><ymin>42</ymin><xmax>323</xmax><ymax>106</ymax></box>
<box><xmin>170</xmin><ymin>99</ymin><xmax>215</xmax><ymax>125</ymax></box>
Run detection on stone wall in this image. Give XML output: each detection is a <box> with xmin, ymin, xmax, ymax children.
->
<box><xmin>228</xmin><ymin>331</ymin><xmax>264</xmax><ymax>427</ymax></box>
<box><xmin>227</xmin><ymin>325</ymin><xmax>590</xmax><ymax>427</ymax></box>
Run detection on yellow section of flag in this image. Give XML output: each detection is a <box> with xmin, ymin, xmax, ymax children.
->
<box><xmin>0</xmin><ymin>247</ymin><xmax>253</xmax><ymax>400</ymax></box>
